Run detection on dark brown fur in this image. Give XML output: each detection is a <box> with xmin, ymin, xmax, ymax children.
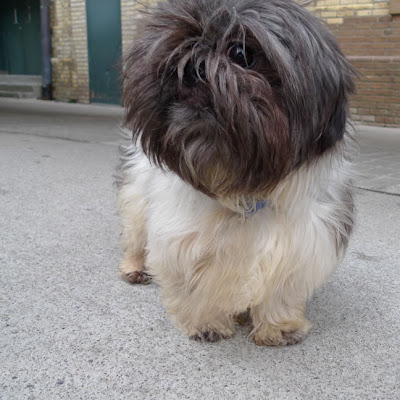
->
<box><xmin>123</xmin><ymin>0</ymin><xmax>356</xmax><ymax>198</ymax></box>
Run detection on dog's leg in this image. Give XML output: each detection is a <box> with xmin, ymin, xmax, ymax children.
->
<box><xmin>157</xmin><ymin>265</ymin><xmax>236</xmax><ymax>341</ymax></box>
<box><xmin>118</xmin><ymin>186</ymin><xmax>151</xmax><ymax>285</ymax></box>
<box><xmin>249</xmin><ymin>249</ymin><xmax>313</xmax><ymax>346</ymax></box>
<box><xmin>120</xmin><ymin>250</ymin><xmax>151</xmax><ymax>285</ymax></box>
<box><xmin>250</xmin><ymin>206</ymin><xmax>350</xmax><ymax>346</ymax></box>
<box><xmin>156</xmin><ymin>249</ymin><xmax>252</xmax><ymax>342</ymax></box>
<box><xmin>177</xmin><ymin>273</ymin><xmax>238</xmax><ymax>343</ymax></box>
<box><xmin>250</xmin><ymin>294</ymin><xmax>311</xmax><ymax>346</ymax></box>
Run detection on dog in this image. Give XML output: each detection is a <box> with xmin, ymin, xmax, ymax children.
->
<box><xmin>117</xmin><ymin>0</ymin><xmax>356</xmax><ymax>346</ymax></box>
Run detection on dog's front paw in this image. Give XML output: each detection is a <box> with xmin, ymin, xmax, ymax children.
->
<box><xmin>186</xmin><ymin>323</ymin><xmax>235</xmax><ymax>343</ymax></box>
<box><xmin>190</xmin><ymin>331</ymin><xmax>227</xmax><ymax>343</ymax></box>
<box><xmin>253</xmin><ymin>318</ymin><xmax>311</xmax><ymax>346</ymax></box>
<box><xmin>189</xmin><ymin>330</ymin><xmax>238</xmax><ymax>343</ymax></box>
<box><xmin>119</xmin><ymin>254</ymin><xmax>151</xmax><ymax>285</ymax></box>
<box><xmin>123</xmin><ymin>270</ymin><xmax>152</xmax><ymax>285</ymax></box>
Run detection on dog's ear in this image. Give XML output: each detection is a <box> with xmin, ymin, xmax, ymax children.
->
<box><xmin>319</xmin><ymin>60</ymin><xmax>356</xmax><ymax>152</ymax></box>
<box><xmin>318</xmin><ymin>94</ymin><xmax>349</xmax><ymax>153</ymax></box>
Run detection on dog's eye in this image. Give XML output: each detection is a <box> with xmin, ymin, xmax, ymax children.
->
<box><xmin>228</xmin><ymin>43</ymin><xmax>255</xmax><ymax>69</ymax></box>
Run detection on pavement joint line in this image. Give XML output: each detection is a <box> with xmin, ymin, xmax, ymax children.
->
<box><xmin>100</xmin><ymin>141</ymin><xmax>120</xmax><ymax>147</ymax></box>
<box><xmin>0</xmin><ymin>129</ymin><xmax>118</xmax><ymax>146</ymax></box>
<box><xmin>0</xmin><ymin>129</ymin><xmax>90</xmax><ymax>143</ymax></box>
<box><xmin>353</xmin><ymin>186</ymin><xmax>400</xmax><ymax>197</ymax></box>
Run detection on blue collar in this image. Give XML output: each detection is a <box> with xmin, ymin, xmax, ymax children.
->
<box><xmin>244</xmin><ymin>200</ymin><xmax>271</xmax><ymax>218</ymax></box>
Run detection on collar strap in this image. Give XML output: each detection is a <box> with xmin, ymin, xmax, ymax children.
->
<box><xmin>244</xmin><ymin>200</ymin><xmax>271</xmax><ymax>218</ymax></box>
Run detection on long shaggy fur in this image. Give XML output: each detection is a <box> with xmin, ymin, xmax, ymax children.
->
<box><xmin>118</xmin><ymin>0</ymin><xmax>356</xmax><ymax>345</ymax></box>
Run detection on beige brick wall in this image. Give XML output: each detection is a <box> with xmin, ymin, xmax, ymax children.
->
<box><xmin>51</xmin><ymin>0</ymin><xmax>147</xmax><ymax>103</ymax></box>
<box><xmin>51</xmin><ymin>0</ymin><xmax>89</xmax><ymax>103</ymax></box>
<box><xmin>121</xmin><ymin>0</ymin><xmax>157</xmax><ymax>57</ymax></box>
<box><xmin>306</xmin><ymin>0</ymin><xmax>390</xmax><ymax>24</ymax></box>
<box><xmin>51</xmin><ymin>0</ymin><xmax>137</xmax><ymax>104</ymax></box>
<box><xmin>307</xmin><ymin>1</ymin><xmax>400</xmax><ymax>127</ymax></box>
<box><xmin>50</xmin><ymin>0</ymin><xmax>400</xmax><ymax>127</ymax></box>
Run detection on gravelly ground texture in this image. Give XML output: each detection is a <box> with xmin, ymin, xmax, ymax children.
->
<box><xmin>1</xmin><ymin>99</ymin><xmax>399</xmax><ymax>400</ymax></box>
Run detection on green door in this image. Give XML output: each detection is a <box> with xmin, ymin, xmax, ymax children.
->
<box><xmin>86</xmin><ymin>0</ymin><xmax>122</xmax><ymax>104</ymax></box>
<box><xmin>0</xmin><ymin>0</ymin><xmax>41</xmax><ymax>75</ymax></box>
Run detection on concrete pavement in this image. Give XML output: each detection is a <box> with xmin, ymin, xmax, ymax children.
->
<box><xmin>353</xmin><ymin>124</ymin><xmax>400</xmax><ymax>196</ymax></box>
<box><xmin>0</xmin><ymin>98</ymin><xmax>399</xmax><ymax>400</ymax></box>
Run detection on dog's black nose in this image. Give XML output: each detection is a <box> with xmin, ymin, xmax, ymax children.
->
<box><xmin>183</xmin><ymin>61</ymin><xmax>206</xmax><ymax>87</ymax></box>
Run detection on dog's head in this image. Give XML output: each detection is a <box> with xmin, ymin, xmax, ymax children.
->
<box><xmin>123</xmin><ymin>0</ymin><xmax>355</xmax><ymax>198</ymax></box>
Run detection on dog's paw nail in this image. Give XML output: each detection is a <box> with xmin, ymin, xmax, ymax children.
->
<box><xmin>190</xmin><ymin>331</ymin><xmax>226</xmax><ymax>343</ymax></box>
<box><xmin>254</xmin><ymin>321</ymin><xmax>310</xmax><ymax>346</ymax></box>
<box><xmin>282</xmin><ymin>329</ymin><xmax>307</xmax><ymax>345</ymax></box>
<box><xmin>124</xmin><ymin>271</ymin><xmax>152</xmax><ymax>285</ymax></box>
<box><xmin>254</xmin><ymin>336</ymin><xmax>287</xmax><ymax>347</ymax></box>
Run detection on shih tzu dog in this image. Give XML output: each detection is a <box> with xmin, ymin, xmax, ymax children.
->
<box><xmin>117</xmin><ymin>0</ymin><xmax>356</xmax><ymax>345</ymax></box>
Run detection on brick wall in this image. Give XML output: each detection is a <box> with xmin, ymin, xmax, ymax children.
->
<box><xmin>306</xmin><ymin>0</ymin><xmax>390</xmax><ymax>24</ymax></box>
<box><xmin>119</xmin><ymin>0</ymin><xmax>400</xmax><ymax>127</ymax></box>
<box><xmin>50</xmin><ymin>1</ymin><xmax>400</xmax><ymax>127</ymax></box>
<box><xmin>307</xmin><ymin>1</ymin><xmax>400</xmax><ymax>127</ymax></box>
<box><xmin>51</xmin><ymin>0</ymin><xmax>89</xmax><ymax>103</ymax></box>
<box><xmin>121</xmin><ymin>0</ymin><xmax>156</xmax><ymax>57</ymax></box>
<box><xmin>50</xmin><ymin>0</ymin><xmax>153</xmax><ymax>103</ymax></box>
<box><xmin>332</xmin><ymin>16</ymin><xmax>400</xmax><ymax>127</ymax></box>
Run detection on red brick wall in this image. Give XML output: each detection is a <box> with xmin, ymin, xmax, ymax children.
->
<box><xmin>329</xmin><ymin>15</ymin><xmax>400</xmax><ymax>127</ymax></box>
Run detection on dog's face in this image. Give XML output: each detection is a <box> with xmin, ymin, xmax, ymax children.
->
<box><xmin>123</xmin><ymin>0</ymin><xmax>355</xmax><ymax>198</ymax></box>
